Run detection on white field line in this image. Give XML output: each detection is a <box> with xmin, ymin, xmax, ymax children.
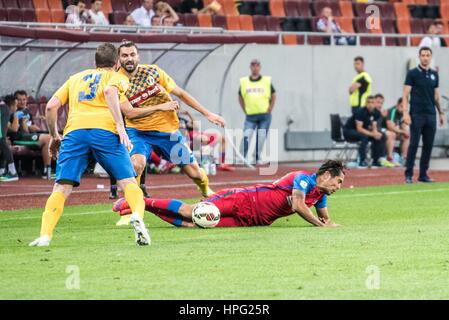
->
<box><xmin>2</xmin><ymin>187</ymin><xmax>449</xmax><ymax>221</ymax></box>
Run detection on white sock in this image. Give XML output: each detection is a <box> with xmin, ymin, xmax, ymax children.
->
<box><xmin>8</xmin><ymin>163</ymin><xmax>17</xmax><ymax>175</ymax></box>
<box><xmin>0</xmin><ymin>168</ymin><xmax>5</xmax><ymax>175</ymax></box>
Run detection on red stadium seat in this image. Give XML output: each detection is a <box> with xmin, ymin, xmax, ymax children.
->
<box><xmin>127</xmin><ymin>0</ymin><xmax>141</xmax><ymax>12</ymax></box>
<box><xmin>22</xmin><ymin>8</ymin><xmax>36</xmax><ymax>21</ymax></box>
<box><xmin>339</xmin><ymin>0</ymin><xmax>353</xmax><ymax>19</ymax></box>
<box><xmin>197</xmin><ymin>14</ymin><xmax>212</xmax><ymax>28</ymax></box>
<box><xmin>266</xmin><ymin>16</ymin><xmax>281</xmax><ymax>31</ymax></box>
<box><xmin>353</xmin><ymin>17</ymin><xmax>382</xmax><ymax>46</ymax></box>
<box><xmin>212</xmin><ymin>15</ymin><xmax>227</xmax><ymax>29</ymax></box>
<box><xmin>239</xmin><ymin>14</ymin><xmax>254</xmax><ymax>31</ymax></box>
<box><xmin>47</xmin><ymin>0</ymin><xmax>63</xmax><ymax>10</ymax></box>
<box><xmin>3</xmin><ymin>0</ymin><xmax>19</xmax><ymax>8</ymax></box>
<box><xmin>35</xmin><ymin>8</ymin><xmax>51</xmax><ymax>22</ymax></box>
<box><xmin>182</xmin><ymin>13</ymin><xmax>199</xmax><ymax>27</ymax></box>
<box><xmin>252</xmin><ymin>15</ymin><xmax>268</xmax><ymax>31</ymax></box>
<box><xmin>269</xmin><ymin>0</ymin><xmax>285</xmax><ymax>17</ymax></box>
<box><xmin>377</xmin><ymin>2</ymin><xmax>395</xmax><ymax>19</ymax></box>
<box><xmin>111</xmin><ymin>0</ymin><xmax>127</xmax><ymax>11</ymax></box>
<box><xmin>17</xmin><ymin>0</ymin><xmax>33</xmax><ymax>9</ymax></box>
<box><xmin>284</xmin><ymin>1</ymin><xmax>299</xmax><ymax>17</ymax></box>
<box><xmin>101</xmin><ymin>0</ymin><xmax>113</xmax><ymax>15</ymax></box>
<box><xmin>225</xmin><ymin>15</ymin><xmax>240</xmax><ymax>30</ymax></box>
<box><xmin>6</xmin><ymin>8</ymin><xmax>23</xmax><ymax>21</ymax></box>
<box><xmin>110</xmin><ymin>10</ymin><xmax>127</xmax><ymax>24</ymax></box>
<box><xmin>0</xmin><ymin>8</ymin><xmax>7</xmax><ymax>20</ymax></box>
<box><xmin>32</xmin><ymin>0</ymin><xmax>48</xmax><ymax>9</ymax></box>
<box><xmin>335</xmin><ymin>16</ymin><xmax>354</xmax><ymax>33</ymax></box>
<box><xmin>50</xmin><ymin>9</ymin><xmax>65</xmax><ymax>23</ymax></box>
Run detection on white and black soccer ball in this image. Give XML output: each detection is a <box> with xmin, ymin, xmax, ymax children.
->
<box><xmin>192</xmin><ymin>202</ymin><xmax>220</xmax><ymax>228</ymax></box>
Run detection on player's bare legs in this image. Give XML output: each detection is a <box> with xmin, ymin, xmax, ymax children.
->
<box><xmin>386</xmin><ymin>131</ymin><xmax>397</xmax><ymax>163</ymax></box>
<box><xmin>182</xmin><ymin>162</ymin><xmax>214</xmax><ymax>197</ymax></box>
<box><xmin>29</xmin><ymin>183</ymin><xmax>73</xmax><ymax>246</ymax></box>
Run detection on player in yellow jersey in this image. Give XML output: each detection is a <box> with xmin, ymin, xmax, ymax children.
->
<box><xmin>115</xmin><ymin>41</ymin><xmax>226</xmax><ymax>225</ymax></box>
<box><xmin>29</xmin><ymin>43</ymin><xmax>179</xmax><ymax>247</ymax></box>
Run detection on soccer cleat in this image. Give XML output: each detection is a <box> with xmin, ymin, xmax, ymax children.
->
<box><xmin>380</xmin><ymin>158</ymin><xmax>395</xmax><ymax>168</ymax></box>
<box><xmin>218</xmin><ymin>164</ymin><xmax>235</xmax><ymax>172</ymax></box>
<box><xmin>116</xmin><ymin>215</ymin><xmax>131</xmax><ymax>226</ymax></box>
<box><xmin>0</xmin><ymin>173</ymin><xmax>19</xmax><ymax>182</ymax></box>
<box><xmin>112</xmin><ymin>197</ymin><xmax>126</xmax><ymax>212</ymax></box>
<box><xmin>357</xmin><ymin>161</ymin><xmax>368</xmax><ymax>168</ymax></box>
<box><xmin>29</xmin><ymin>235</ymin><xmax>51</xmax><ymax>247</ymax></box>
<box><xmin>129</xmin><ymin>213</ymin><xmax>151</xmax><ymax>246</ymax></box>
<box><xmin>198</xmin><ymin>186</ymin><xmax>215</xmax><ymax>198</ymax></box>
<box><xmin>418</xmin><ymin>176</ymin><xmax>434</xmax><ymax>183</ymax></box>
<box><xmin>405</xmin><ymin>176</ymin><xmax>413</xmax><ymax>184</ymax></box>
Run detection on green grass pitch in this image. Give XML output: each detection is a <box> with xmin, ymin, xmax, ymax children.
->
<box><xmin>1</xmin><ymin>182</ymin><xmax>449</xmax><ymax>299</ymax></box>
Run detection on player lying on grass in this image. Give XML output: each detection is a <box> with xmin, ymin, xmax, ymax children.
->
<box><xmin>113</xmin><ymin>160</ymin><xmax>345</xmax><ymax>228</ymax></box>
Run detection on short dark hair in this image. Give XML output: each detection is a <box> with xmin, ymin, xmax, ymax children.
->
<box><xmin>366</xmin><ymin>95</ymin><xmax>376</xmax><ymax>101</ymax></box>
<box><xmin>14</xmin><ymin>90</ymin><xmax>27</xmax><ymax>98</ymax></box>
<box><xmin>118</xmin><ymin>40</ymin><xmax>138</xmax><ymax>53</ymax></box>
<box><xmin>374</xmin><ymin>93</ymin><xmax>384</xmax><ymax>99</ymax></box>
<box><xmin>317</xmin><ymin>160</ymin><xmax>346</xmax><ymax>177</ymax></box>
<box><xmin>419</xmin><ymin>46</ymin><xmax>432</xmax><ymax>55</ymax></box>
<box><xmin>397</xmin><ymin>97</ymin><xmax>403</xmax><ymax>105</ymax></box>
<box><xmin>76</xmin><ymin>0</ymin><xmax>86</xmax><ymax>4</ymax></box>
<box><xmin>3</xmin><ymin>94</ymin><xmax>16</xmax><ymax>107</ymax></box>
<box><xmin>354</xmin><ymin>56</ymin><xmax>364</xmax><ymax>63</ymax></box>
<box><xmin>95</xmin><ymin>43</ymin><xmax>118</xmax><ymax>68</ymax></box>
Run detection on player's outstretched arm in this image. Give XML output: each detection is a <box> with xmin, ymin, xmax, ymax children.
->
<box><xmin>120</xmin><ymin>99</ymin><xmax>179</xmax><ymax>120</ymax></box>
<box><xmin>291</xmin><ymin>190</ymin><xmax>326</xmax><ymax>227</ymax></box>
<box><xmin>171</xmin><ymin>86</ymin><xmax>226</xmax><ymax>127</ymax></box>
<box><xmin>46</xmin><ymin>96</ymin><xmax>62</xmax><ymax>159</ymax></box>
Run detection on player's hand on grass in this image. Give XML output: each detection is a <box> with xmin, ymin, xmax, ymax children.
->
<box><xmin>49</xmin><ymin>136</ymin><xmax>61</xmax><ymax>160</ymax></box>
<box><xmin>206</xmin><ymin>113</ymin><xmax>226</xmax><ymax>127</ymax></box>
<box><xmin>116</xmin><ymin>125</ymin><xmax>133</xmax><ymax>152</ymax></box>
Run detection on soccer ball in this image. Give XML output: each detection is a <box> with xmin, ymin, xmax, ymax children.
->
<box><xmin>192</xmin><ymin>202</ymin><xmax>220</xmax><ymax>228</ymax></box>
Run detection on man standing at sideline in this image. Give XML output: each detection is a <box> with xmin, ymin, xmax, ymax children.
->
<box><xmin>402</xmin><ymin>47</ymin><xmax>445</xmax><ymax>184</ymax></box>
<box><xmin>349</xmin><ymin>56</ymin><xmax>372</xmax><ymax>115</ymax></box>
<box><xmin>239</xmin><ymin>59</ymin><xmax>276</xmax><ymax>164</ymax></box>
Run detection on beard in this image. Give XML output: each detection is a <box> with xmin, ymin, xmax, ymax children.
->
<box><xmin>121</xmin><ymin>61</ymin><xmax>137</xmax><ymax>73</ymax></box>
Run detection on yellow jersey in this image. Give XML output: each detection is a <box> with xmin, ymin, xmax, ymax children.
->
<box><xmin>118</xmin><ymin>64</ymin><xmax>179</xmax><ymax>133</ymax></box>
<box><xmin>54</xmin><ymin>68</ymin><xmax>129</xmax><ymax>136</ymax></box>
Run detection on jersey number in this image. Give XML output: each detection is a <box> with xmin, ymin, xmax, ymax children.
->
<box><xmin>78</xmin><ymin>73</ymin><xmax>102</xmax><ymax>102</ymax></box>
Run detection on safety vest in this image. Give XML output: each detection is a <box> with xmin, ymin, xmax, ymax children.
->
<box><xmin>240</xmin><ymin>76</ymin><xmax>272</xmax><ymax>115</ymax></box>
<box><xmin>350</xmin><ymin>71</ymin><xmax>372</xmax><ymax>108</ymax></box>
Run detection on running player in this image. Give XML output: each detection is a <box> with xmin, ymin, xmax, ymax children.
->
<box><xmin>113</xmin><ymin>160</ymin><xmax>345</xmax><ymax>228</ymax></box>
<box><xmin>115</xmin><ymin>40</ymin><xmax>226</xmax><ymax>225</ymax></box>
<box><xmin>29</xmin><ymin>43</ymin><xmax>177</xmax><ymax>247</ymax></box>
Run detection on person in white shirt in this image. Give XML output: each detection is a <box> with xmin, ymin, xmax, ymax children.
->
<box><xmin>88</xmin><ymin>0</ymin><xmax>109</xmax><ymax>26</ymax></box>
<box><xmin>130</xmin><ymin>0</ymin><xmax>155</xmax><ymax>27</ymax></box>
<box><xmin>419</xmin><ymin>22</ymin><xmax>443</xmax><ymax>49</ymax></box>
<box><xmin>65</xmin><ymin>0</ymin><xmax>89</xmax><ymax>26</ymax></box>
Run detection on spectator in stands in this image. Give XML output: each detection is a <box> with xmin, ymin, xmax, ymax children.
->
<box><xmin>0</xmin><ymin>95</ymin><xmax>18</xmax><ymax>182</ymax></box>
<box><xmin>316</xmin><ymin>7</ymin><xmax>355</xmax><ymax>46</ymax></box>
<box><xmin>153</xmin><ymin>2</ymin><xmax>179</xmax><ymax>26</ymax></box>
<box><xmin>239</xmin><ymin>59</ymin><xmax>276</xmax><ymax>165</ymax></box>
<box><xmin>131</xmin><ymin>0</ymin><xmax>155</xmax><ymax>27</ymax></box>
<box><xmin>65</xmin><ymin>0</ymin><xmax>89</xmax><ymax>26</ymax></box>
<box><xmin>343</xmin><ymin>96</ymin><xmax>392</xmax><ymax>168</ymax></box>
<box><xmin>419</xmin><ymin>21</ymin><xmax>444</xmax><ymax>49</ymax></box>
<box><xmin>349</xmin><ymin>56</ymin><xmax>372</xmax><ymax>115</ymax></box>
<box><xmin>386</xmin><ymin>98</ymin><xmax>410</xmax><ymax>166</ymax></box>
<box><xmin>11</xmin><ymin>91</ymin><xmax>53</xmax><ymax>179</ymax></box>
<box><xmin>125</xmin><ymin>15</ymin><xmax>136</xmax><ymax>26</ymax></box>
<box><xmin>180</xmin><ymin>0</ymin><xmax>220</xmax><ymax>15</ymax></box>
<box><xmin>88</xmin><ymin>0</ymin><xmax>109</xmax><ymax>26</ymax></box>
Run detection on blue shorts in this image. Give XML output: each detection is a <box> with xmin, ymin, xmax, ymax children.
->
<box><xmin>127</xmin><ymin>128</ymin><xmax>195</xmax><ymax>166</ymax></box>
<box><xmin>56</xmin><ymin>129</ymin><xmax>136</xmax><ymax>187</ymax></box>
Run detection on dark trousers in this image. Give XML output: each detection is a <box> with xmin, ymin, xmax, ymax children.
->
<box><xmin>405</xmin><ymin>114</ymin><xmax>437</xmax><ymax>178</ymax></box>
<box><xmin>351</xmin><ymin>107</ymin><xmax>361</xmax><ymax>115</ymax></box>
<box><xmin>343</xmin><ymin>128</ymin><xmax>385</xmax><ymax>164</ymax></box>
<box><xmin>0</xmin><ymin>137</ymin><xmax>14</xmax><ymax>167</ymax></box>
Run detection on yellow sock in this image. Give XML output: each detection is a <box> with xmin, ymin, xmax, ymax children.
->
<box><xmin>194</xmin><ymin>168</ymin><xmax>211</xmax><ymax>197</ymax></box>
<box><xmin>40</xmin><ymin>191</ymin><xmax>66</xmax><ymax>238</ymax></box>
<box><xmin>136</xmin><ymin>174</ymin><xmax>141</xmax><ymax>185</ymax></box>
<box><xmin>124</xmin><ymin>183</ymin><xmax>145</xmax><ymax>219</ymax></box>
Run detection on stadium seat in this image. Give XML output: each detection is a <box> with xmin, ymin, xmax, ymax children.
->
<box><xmin>410</xmin><ymin>18</ymin><xmax>424</xmax><ymax>46</ymax></box>
<box><xmin>339</xmin><ymin>1</ymin><xmax>353</xmax><ymax>18</ymax></box>
<box><xmin>284</xmin><ymin>1</ymin><xmax>299</xmax><ymax>17</ymax></box>
<box><xmin>396</xmin><ymin>18</ymin><xmax>411</xmax><ymax>34</ymax></box>
<box><xmin>393</xmin><ymin>3</ymin><xmax>410</xmax><ymax>20</ymax></box>
<box><xmin>0</xmin><ymin>8</ymin><xmax>7</xmax><ymax>20</ymax></box>
<box><xmin>238</xmin><ymin>1</ymin><xmax>254</xmax><ymax>15</ymax></box>
<box><xmin>313</xmin><ymin>1</ymin><xmax>341</xmax><ymax>17</ymax></box>
<box><xmin>252</xmin><ymin>15</ymin><xmax>268</xmax><ymax>31</ymax></box>
<box><xmin>47</xmin><ymin>0</ymin><xmax>63</xmax><ymax>10</ymax></box>
<box><xmin>22</xmin><ymin>8</ymin><xmax>36</xmax><ymax>21</ymax></box>
<box><xmin>440</xmin><ymin>4</ymin><xmax>449</xmax><ymax>21</ymax></box>
<box><xmin>269</xmin><ymin>0</ymin><xmax>285</xmax><ymax>17</ymax></box>
<box><xmin>50</xmin><ymin>9</ymin><xmax>65</xmax><ymax>23</ymax></box>
<box><xmin>212</xmin><ymin>14</ymin><xmax>227</xmax><ymax>29</ymax></box>
<box><xmin>353</xmin><ymin>3</ymin><xmax>369</xmax><ymax>17</ymax></box>
<box><xmin>182</xmin><ymin>13</ymin><xmax>199</xmax><ymax>27</ymax></box>
<box><xmin>222</xmin><ymin>0</ymin><xmax>238</xmax><ymax>16</ymax></box>
<box><xmin>377</xmin><ymin>2</ymin><xmax>395</xmax><ymax>19</ymax></box>
<box><xmin>296</xmin><ymin>17</ymin><xmax>311</xmax><ymax>32</ymax></box>
<box><xmin>354</xmin><ymin>17</ymin><xmax>382</xmax><ymax>46</ymax></box>
<box><xmin>283</xmin><ymin>34</ymin><xmax>305</xmax><ymax>45</ymax></box>
<box><xmin>297</xmin><ymin>0</ymin><xmax>312</xmax><ymax>17</ymax></box>
<box><xmin>109</xmin><ymin>10</ymin><xmax>127</xmax><ymax>24</ymax></box>
<box><xmin>6</xmin><ymin>8</ymin><xmax>23</xmax><ymax>21</ymax></box>
<box><xmin>35</xmin><ymin>8</ymin><xmax>51</xmax><ymax>22</ymax></box>
<box><xmin>225</xmin><ymin>15</ymin><xmax>240</xmax><ymax>30</ymax></box>
<box><xmin>111</xmin><ymin>0</ymin><xmax>127</xmax><ymax>11</ymax></box>
<box><xmin>335</xmin><ymin>16</ymin><xmax>354</xmax><ymax>33</ymax></box>
<box><xmin>239</xmin><ymin>14</ymin><xmax>254</xmax><ymax>31</ymax></box>
<box><xmin>253</xmin><ymin>1</ymin><xmax>269</xmax><ymax>15</ymax></box>
<box><xmin>17</xmin><ymin>0</ymin><xmax>33</xmax><ymax>9</ymax></box>
<box><xmin>282</xmin><ymin>18</ymin><xmax>297</xmax><ymax>32</ymax></box>
<box><xmin>3</xmin><ymin>0</ymin><xmax>19</xmax><ymax>9</ymax></box>
<box><xmin>197</xmin><ymin>14</ymin><xmax>212</xmax><ymax>28</ymax></box>
<box><xmin>127</xmin><ymin>0</ymin><xmax>141</xmax><ymax>12</ymax></box>
<box><xmin>307</xmin><ymin>35</ymin><xmax>326</xmax><ymax>45</ymax></box>
<box><xmin>101</xmin><ymin>0</ymin><xmax>113</xmax><ymax>15</ymax></box>
<box><xmin>32</xmin><ymin>0</ymin><xmax>47</xmax><ymax>9</ymax></box>
<box><xmin>266</xmin><ymin>16</ymin><xmax>281</xmax><ymax>31</ymax></box>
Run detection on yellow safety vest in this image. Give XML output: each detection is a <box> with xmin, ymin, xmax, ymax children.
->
<box><xmin>350</xmin><ymin>71</ymin><xmax>372</xmax><ymax>108</ymax></box>
<box><xmin>240</xmin><ymin>76</ymin><xmax>272</xmax><ymax>115</ymax></box>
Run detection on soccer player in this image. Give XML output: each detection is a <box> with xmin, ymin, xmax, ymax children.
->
<box><xmin>113</xmin><ymin>160</ymin><xmax>345</xmax><ymax>228</ymax></box>
<box><xmin>115</xmin><ymin>40</ymin><xmax>226</xmax><ymax>224</ymax></box>
<box><xmin>29</xmin><ymin>43</ymin><xmax>177</xmax><ymax>247</ymax></box>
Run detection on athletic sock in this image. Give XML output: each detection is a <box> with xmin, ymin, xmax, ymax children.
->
<box><xmin>221</xmin><ymin>152</ymin><xmax>226</xmax><ymax>164</ymax></box>
<box><xmin>150</xmin><ymin>151</ymin><xmax>161</xmax><ymax>166</ymax></box>
<box><xmin>40</xmin><ymin>191</ymin><xmax>66</xmax><ymax>238</ymax></box>
<box><xmin>8</xmin><ymin>162</ymin><xmax>17</xmax><ymax>175</ymax></box>
<box><xmin>124</xmin><ymin>183</ymin><xmax>145</xmax><ymax>219</ymax></box>
<box><xmin>193</xmin><ymin>168</ymin><xmax>210</xmax><ymax>196</ymax></box>
<box><xmin>145</xmin><ymin>198</ymin><xmax>185</xmax><ymax>227</ymax></box>
<box><xmin>0</xmin><ymin>168</ymin><xmax>5</xmax><ymax>175</ymax></box>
